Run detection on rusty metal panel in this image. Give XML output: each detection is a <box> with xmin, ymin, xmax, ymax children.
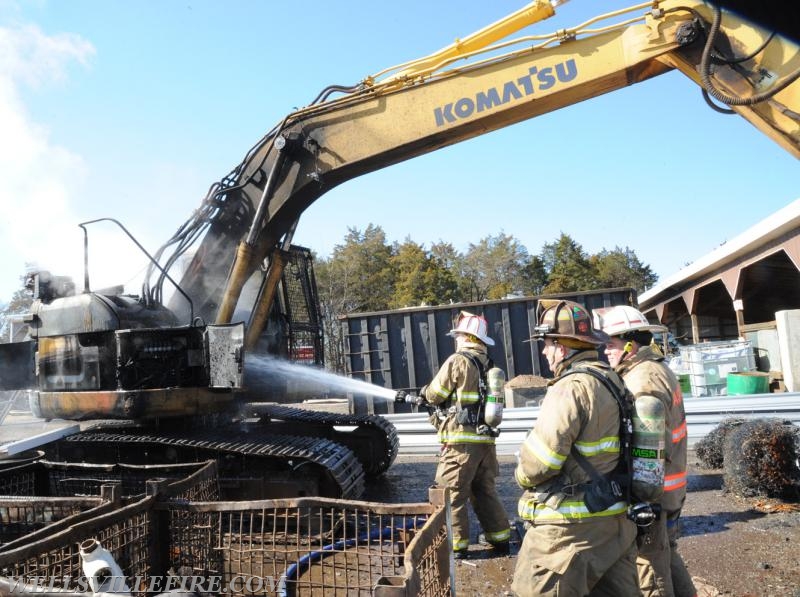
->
<box><xmin>342</xmin><ymin>288</ymin><xmax>636</xmax><ymax>394</ymax></box>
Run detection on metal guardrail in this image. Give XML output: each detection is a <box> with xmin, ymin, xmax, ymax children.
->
<box><xmin>385</xmin><ymin>393</ymin><xmax>800</xmax><ymax>455</ymax></box>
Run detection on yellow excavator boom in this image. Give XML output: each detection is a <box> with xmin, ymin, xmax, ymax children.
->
<box><xmin>163</xmin><ymin>1</ymin><xmax>798</xmax><ymax>348</ymax></box>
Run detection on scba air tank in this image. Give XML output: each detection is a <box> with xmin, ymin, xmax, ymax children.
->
<box><xmin>484</xmin><ymin>367</ymin><xmax>506</xmax><ymax>427</ymax></box>
<box><xmin>631</xmin><ymin>395</ymin><xmax>666</xmax><ymax>502</ymax></box>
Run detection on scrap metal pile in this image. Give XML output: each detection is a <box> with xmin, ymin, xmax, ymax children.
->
<box><xmin>696</xmin><ymin>418</ymin><xmax>800</xmax><ymax>500</ymax></box>
<box><xmin>695</xmin><ymin>418</ymin><xmax>747</xmax><ymax>469</ymax></box>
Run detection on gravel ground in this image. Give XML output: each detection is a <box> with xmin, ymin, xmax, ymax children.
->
<box><xmin>363</xmin><ymin>451</ymin><xmax>800</xmax><ymax>597</ymax></box>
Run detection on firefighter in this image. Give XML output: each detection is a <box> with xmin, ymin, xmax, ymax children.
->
<box><xmin>511</xmin><ymin>300</ymin><xmax>639</xmax><ymax>597</ymax></box>
<box><xmin>419</xmin><ymin>311</ymin><xmax>510</xmax><ymax>559</ymax></box>
<box><xmin>593</xmin><ymin>305</ymin><xmax>696</xmax><ymax>597</ymax></box>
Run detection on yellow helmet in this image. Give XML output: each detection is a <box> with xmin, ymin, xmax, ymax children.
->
<box><xmin>531</xmin><ymin>299</ymin><xmax>609</xmax><ymax>347</ymax></box>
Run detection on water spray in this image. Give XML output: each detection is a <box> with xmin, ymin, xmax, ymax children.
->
<box><xmin>245</xmin><ymin>354</ymin><xmax>399</xmax><ymax>401</ymax></box>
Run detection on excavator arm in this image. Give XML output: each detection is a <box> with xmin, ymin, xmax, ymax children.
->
<box><xmin>165</xmin><ymin>0</ymin><xmax>798</xmax><ymax>349</ymax></box>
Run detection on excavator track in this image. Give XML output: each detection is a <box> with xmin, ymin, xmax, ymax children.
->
<box><xmin>249</xmin><ymin>404</ymin><xmax>400</xmax><ymax>478</ymax></box>
<box><xmin>53</xmin><ymin>425</ymin><xmax>365</xmax><ymax>499</ymax></box>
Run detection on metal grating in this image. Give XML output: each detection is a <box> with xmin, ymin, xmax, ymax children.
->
<box><xmin>401</xmin><ymin>506</ymin><xmax>451</xmax><ymax>597</ymax></box>
<box><xmin>0</xmin><ymin>496</ymin><xmax>106</xmax><ymax>546</ymax></box>
<box><xmin>0</xmin><ymin>462</ymin><xmax>37</xmax><ymax>496</ymax></box>
<box><xmin>0</xmin><ymin>480</ymin><xmax>449</xmax><ymax>597</ymax></box>
<box><xmin>165</xmin><ymin>460</ymin><xmax>220</xmax><ymax>502</ymax></box>
<box><xmin>167</xmin><ymin>496</ymin><xmax>448</xmax><ymax>596</ymax></box>
<box><xmin>279</xmin><ymin>246</ymin><xmax>324</xmax><ymax>366</ymax></box>
<box><xmin>0</xmin><ymin>496</ymin><xmax>154</xmax><ymax>590</ymax></box>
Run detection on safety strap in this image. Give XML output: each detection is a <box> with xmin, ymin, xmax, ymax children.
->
<box><xmin>560</xmin><ymin>365</ymin><xmax>633</xmax><ymax>503</ymax></box>
<box><xmin>456</xmin><ymin>351</ymin><xmax>492</xmax><ymax>402</ymax></box>
<box><xmin>440</xmin><ymin>352</ymin><xmax>492</xmax><ymax>426</ymax></box>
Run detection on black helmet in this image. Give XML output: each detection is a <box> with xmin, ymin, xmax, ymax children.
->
<box><xmin>531</xmin><ymin>299</ymin><xmax>609</xmax><ymax>347</ymax></box>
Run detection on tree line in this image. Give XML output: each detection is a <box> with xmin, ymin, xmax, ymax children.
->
<box><xmin>0</xmin><ymin>229</ymin><xmax>657</xmax><ymax>373</ymax></box>
<box><xmin>314</xmin><ymin>225</ymin><xmax>657</xmax><ymax>371</ymax></box>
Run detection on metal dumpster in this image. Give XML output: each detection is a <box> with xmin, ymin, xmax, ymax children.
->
<box><xmin>341</xmin><ymin>288</ymin><xmax>636</xmax><ymax>413</ymax></box>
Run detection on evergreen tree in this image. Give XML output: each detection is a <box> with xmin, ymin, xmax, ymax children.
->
<box><xmin>314</xmin><ymin>225</ymin><xmax>395</xmax><ymax>371</ymax></box>
<box><xmin>591</xmin><ymin>246</ymin><xmax>658</xmax><ymax>293</ymax></box>
<box><xmin>390</xmin><ymin>238</ymin><xmax>460</xmax><ymax>308</ymax></box>
<box><xmin>519</xmin><ymin>254</ymin><xmax>549</xmax><ymax>296</ymax></box>
<box><xmin>430</xmin><ymin>241</ymin><xmax>470</xmax><ymax>302</ymax></box>
<box><xmin>463</xmin><ymin>232</ymin><xmax>530</xmax><ymax>300</ymax></box>
<box><xmin>541</xmin><ymin>233</ymin><xmax>596</xmax><ymax>293</ymax></box>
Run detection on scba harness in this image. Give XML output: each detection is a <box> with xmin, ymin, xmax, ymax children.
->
<box><xmin>435</xmin><ymin>351</ymin><xmax>499</xmax><ymax>438</ymax></box>
<box><xmin>561</xmin><ymin>365</ymin><xmax>661</xmax><ymax>527</ymax></box>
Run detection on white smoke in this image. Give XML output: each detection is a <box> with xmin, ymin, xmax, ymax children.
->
<box><xmin>0</xmin><ymin>21</ymin><xmax>98</xmax><ymax>301</ymax></box>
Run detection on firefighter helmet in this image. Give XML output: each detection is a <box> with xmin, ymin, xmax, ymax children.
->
<box><xmin>448</xmin><ymin>311</ymin><xmax>495</xmax><ymax>346</ymax></box>
<box><xmin>530</xmin><ymin>299</ymin><xmax>608</xmax><ymax>347</ymax></box>
<box><xmin>592</xmin><ymin>305</ymin><xmax>667</xmax><ymax>337</ymax></box>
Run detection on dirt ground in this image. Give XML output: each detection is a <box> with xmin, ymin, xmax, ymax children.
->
<box><xmin>362</xmin><ymin>450</ymin><xmax>800</xmax><ymax>597</ymax></box>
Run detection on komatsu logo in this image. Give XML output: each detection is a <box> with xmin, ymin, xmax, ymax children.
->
<box><xmin>434</xmin><ymin>59</ymin><xmax>578</xmax><ymax>126</ymax></box>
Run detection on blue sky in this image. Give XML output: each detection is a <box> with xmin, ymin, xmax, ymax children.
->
<box><xmin>0</xmin><ymin>0</ymin><xmax>797</xmax><ymax>303</ymax></box>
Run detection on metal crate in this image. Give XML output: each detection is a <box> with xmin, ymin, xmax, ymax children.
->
<box><xmin>0</xmin><ymin>486</ymin><xmax>451</xmax><ymax>597</ymax></box>
<box><xmin>0</xmin><ymin>493</ymin><xmax>154</xmax><ymax>588</ymax></box>
<box><xmin>0</xmin><ymin>493</ymin><xmax>109</xmax><ymax>548</ymax></box>
<box><xmin>165</xmin><ymin>487</ymin><xmax>451</xmax><ymax>597</ymax></box>
<box><xmin>0</xmin><ymin>461</ymin><xmax>218</xmax><ymax>562</ymax></box>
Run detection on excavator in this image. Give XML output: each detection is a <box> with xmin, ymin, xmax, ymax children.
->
<box><xmin>0</xmin><ymin>0</ymin><xmax>797</xmax><ymax>500</ymax></box>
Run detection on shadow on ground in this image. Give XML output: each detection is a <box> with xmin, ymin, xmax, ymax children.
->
<box><xmin>680</xmin><ymin>509</ymin><xmax>766</xmax><ymax>537</ymax></box>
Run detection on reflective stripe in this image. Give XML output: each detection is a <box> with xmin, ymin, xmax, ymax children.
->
<box><xmin>485</xmin><ymin>528</ymin><xmax>511</xmax><ymax>542</ymax></box>
<box><xmin>574</xmin><ymin>436</ymin><xmax>620</xmax><ymax>456</ymax></box>
<box><xmin>439</xmin><ymin>431</ymin><xmax>495</xmax><ymax>444</ymax></box>
<box><xmin>429</xmin><ymin>379</ymin><xmax>452</xmax><ymax>399</ymax></box>
<box><xmin>672</xmin><ymin>421</ymin><xmax>687</xmax><ymax>443</ymax></box>
<box><xmin>453</xmin><ymin>537</ymin><xmax>469</xmax><ymax>551</ymax></box>
<box><xmin>518</xmin><ymin>497</ymin><xmax>628</xmax><ymax>521</ymax></box>
<box><xmin>428</xmin><ymin>379</ymin><xmax>478</xmax><ymax>402</ymax></box>
<box><xmin>458</xmin><ymin>391</ymin><xmax>480</xmax><ymax>403</ymax></box>
<box><xmin>664</xmin><ymin>471</ymin><xmax>687</xmax><ymax>491</ymax></box>
<box><xmin>523</xmin><ymin>432</ymin><xmax>567</xmax><ymax>470</ymax></box>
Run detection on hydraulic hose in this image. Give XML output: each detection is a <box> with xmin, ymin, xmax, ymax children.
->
<box><xmin>700</xmin><ymin>6</ymin><xmax>800</xmax><ymax>107</ymax></box>
<box><xmin>278</xmin><ymin>517</ymin><xmax>426</xmax><ymax>597</ymax></box>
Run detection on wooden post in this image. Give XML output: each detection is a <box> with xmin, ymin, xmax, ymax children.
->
<box><xmin>733</xmin><ymin>299</ymin><xmax>745</xmax><ymax>338</ymax></box>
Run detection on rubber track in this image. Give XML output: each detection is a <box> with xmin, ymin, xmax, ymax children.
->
<box><xmin>64</xmin><ymin>428</ymin><xmax>365</xmax><ymax>499</ymax></box>
<box><xmin>256</xmin><ymin>404</ymin><xmax>399</xmax><ymax>477</ymax></box>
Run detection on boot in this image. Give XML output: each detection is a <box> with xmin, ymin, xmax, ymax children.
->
<box><xmin>478</xmin><ymin>533</ymin><xmax>510</xmax><ymax>555</ymax></box>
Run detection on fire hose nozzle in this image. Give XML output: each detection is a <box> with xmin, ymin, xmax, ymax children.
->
<box><xmin>395</xmin><ymin>390</ymin><xmax>422</xmax><ymax>405</ymax></box>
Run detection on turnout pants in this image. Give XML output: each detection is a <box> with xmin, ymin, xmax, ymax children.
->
<box><xmin>512</xmin><ymin>515</ymin><xmax>639</xmax><ymax>597</ymax></box>
<box><xmin>434</xmin><ymin>443</ymin><xmax>509</xmax><ymax>551</ymax></box>
<box><xmin>636</xmin><ymin>509</ymin><xmax>696</xmax><ymax>597</ymax></box>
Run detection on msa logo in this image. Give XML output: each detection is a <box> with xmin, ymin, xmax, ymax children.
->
<box><xmin>433</xmin><ymin>59</ymin><xmax>578</xmax><ymax>126</ymax></box>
